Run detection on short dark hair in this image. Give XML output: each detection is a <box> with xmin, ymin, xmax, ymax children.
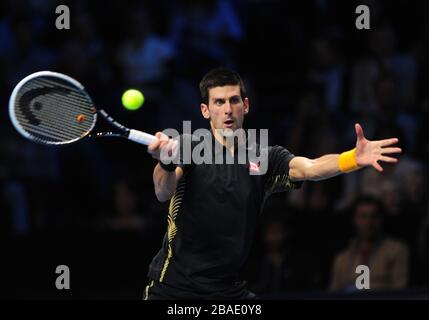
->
<box><xmin>199</xmin><ymin>68</ymin><xmax>247</xmax><ymax>104</ymax></box>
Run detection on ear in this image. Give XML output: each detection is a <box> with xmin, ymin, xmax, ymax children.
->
<box><xmin>200</xmin><ymin>103</ymin><xmax>210</xmax><ymax>119</ymax></box>
<box><xmin>243</xmin><ymin>98</ymin><xmax>249</xmax><ymax>115</ymax></box>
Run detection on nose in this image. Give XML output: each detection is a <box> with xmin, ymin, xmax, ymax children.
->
<box><xmin>224</xmin><ymin>101</ymin><xmax>232</xmax><ymax>115</ymax></box>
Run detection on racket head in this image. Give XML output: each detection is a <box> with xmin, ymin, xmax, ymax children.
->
<box><xmin>9</xmin><ymin>71</ymin><xmax>97</xmax><ymax>145</ymax></box>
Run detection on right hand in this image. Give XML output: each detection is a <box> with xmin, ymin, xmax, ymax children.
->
<box><xmin>147</xmin><ymin>132</ymin><xmax>178</xmax><ymax>162</ymax></box>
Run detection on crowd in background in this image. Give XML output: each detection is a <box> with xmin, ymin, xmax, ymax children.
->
<box><xmin>0</xmin><ymin>0</ymin><xmax>428</xmax><ymax>298</ymax></box>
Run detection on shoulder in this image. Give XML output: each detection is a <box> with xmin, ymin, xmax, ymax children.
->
<box><xmin>267</xmin><ymin>145</ymin><xmax>294</xmax><ymax>154</ymax></box>
<box><xmin>381</xmin><ymin>238</ymin><xmax>409</xmax><ymax>255</ymax></box>
<box><xmin>333</xmin><ymin>247</ymin><xmax>352</xmax><ymax>267</ymax></box>
<box><xmin>267</xmin><ymin>145</ymin><xmax>296</xmax><ymax>160</ymax></box>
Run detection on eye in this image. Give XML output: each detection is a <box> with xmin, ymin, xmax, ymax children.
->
<box><xmin>214</xmin><ymin>100</ymin><xmax>224</xmax><ymax>106</ymax></box>
<box><xmin>230</xmin><ymin>96</ymin><xmax>241</xmax><ymax>104</ymax></box>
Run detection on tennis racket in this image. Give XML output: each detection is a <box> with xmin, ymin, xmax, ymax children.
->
<box><xmin>9</xmin><ymin>71</ymin><xmax>157</xmax><ymax>146</ymax></box>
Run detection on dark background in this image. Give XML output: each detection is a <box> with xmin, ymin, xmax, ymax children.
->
<box><xmin>0</xmin><ymin>0</ymin><xmax>428</xmax><ymax>299</ymax></box>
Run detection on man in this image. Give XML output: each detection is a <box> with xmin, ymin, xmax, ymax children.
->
<box><xmin>144</xmin><ymin>68</ymin><xmax>401</xmax><ymax>299</ymax></box>
<box><xmin>329</xmin><ymin>197</ymin><xmax>409</xmax><ymax>292</ymax></box>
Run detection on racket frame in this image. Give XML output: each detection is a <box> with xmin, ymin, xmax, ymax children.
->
<box><xmin>9</xmin><ymin>71</ymin><xmax>97</xmax><ymax>145</ymax></box>
<box><xmin>9</xmin><ymin>70</ymin><xmax>157</xmax><ymax>146</ymax></box>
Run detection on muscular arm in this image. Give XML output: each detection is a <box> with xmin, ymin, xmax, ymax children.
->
<box><xmin>289</xmin><ymin>123</ymin><xmax>401</xmax><ymax>182</ymax></box>
<box><xmin>153</xmin><ymin>165</ymin><xmax>183</xmax><ymax>202</ymax></box>
<box><xmin>289</xmin><ymin>154</ymin><xmax>343</xmax><ymax>182</ymax></box>
<box><xmin>148</xmin><ymin>132</ymin><xmax>183</xmax><ymax>202</ymax></box>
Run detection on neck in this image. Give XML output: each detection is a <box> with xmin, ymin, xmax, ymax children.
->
<box><xmin>358</xmin><ymin>235</ymin><xmax>379</xmax><ymax>246</ymax></box>
<box><xmin>211</xmin><ymin>127</ymin><xmax>245</xmax><ymax>152</ymax></box>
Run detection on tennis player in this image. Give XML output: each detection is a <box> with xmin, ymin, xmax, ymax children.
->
<box><xmin>144</xmin><ymin>68</ymin><xmax>401</xmax><ymax>300</ymax></box>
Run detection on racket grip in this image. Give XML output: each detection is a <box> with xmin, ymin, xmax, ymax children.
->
<box><xmin>128</xmin><ymin>129</ymin><xmax>157</xmax><ymax>146</ymax></box>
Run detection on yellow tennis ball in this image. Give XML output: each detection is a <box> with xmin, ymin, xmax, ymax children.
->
<box><xmin>122</xmin><ymin>89</ymin><xmax>144</xmax><ymax>110</ymax></box>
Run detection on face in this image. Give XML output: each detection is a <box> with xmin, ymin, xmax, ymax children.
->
<box><xmin>353</xmin><ymin>203</ymin><xmax>381</xmax><ymax>240</ymax></box>
<box><xmin>264</xmin><ymin>222</ymin><xmax>285</xmax><ymax>250</ymax></box>
<box><xmin>114</xmin><ymin>181</ymin><xmax>136</xmax><ymax>215</ymax></box>
<box><xmin>200</xmin><ymin>85</ymin><xmax>249</xmax><ymax>134</ymax></box>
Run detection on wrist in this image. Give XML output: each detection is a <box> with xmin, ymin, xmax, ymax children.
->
<box><xmin>338</xmin><ymin>148</ymin><xmax>360</xmax><ymax>173</ymax></box>
<box><xmin>159</xmin><ymin>161</ymin><xmax>177</xmax><ymax>172</ymax></box>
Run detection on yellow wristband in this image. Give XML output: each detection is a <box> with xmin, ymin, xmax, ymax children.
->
<box><xmin>338</xmin><ymin>148</ymin><xmax>359</xmax><ymax>173</ymax></box>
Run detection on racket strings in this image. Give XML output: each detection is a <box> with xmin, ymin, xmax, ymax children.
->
<box><xmin>16</xmin><ymin>94</ymin><xmax>91</xmax><ymax>133</ymax></box>
<box><xmin>13</xmin><ymin>76</ymin><xmax>96</xmax><ymax>144</ymax></box>
<box><xmin>15</xmin><ymin>93</ymin><xmax>91</xmax><ymax>142</ymax></box>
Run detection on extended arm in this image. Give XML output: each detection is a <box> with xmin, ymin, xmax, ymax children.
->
<box><xmin>148</xmin><ymin>132</ymin><xmax>183</xmax><ymax>202</ymax></box>
<box><xmin>152</xmin><ymin>164</ymin><xmax>183</xmax><ymax>202</ymax></box>
<box><xmin>289</xmin><ymin>123</ymin><xmax>401</xmax><ymax>182</ymax></box>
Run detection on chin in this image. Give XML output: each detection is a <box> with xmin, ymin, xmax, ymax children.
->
<box><xmin>220</xmin><ymin>128</ymin><xmax>235</xmax><ymax>137</ymax></box>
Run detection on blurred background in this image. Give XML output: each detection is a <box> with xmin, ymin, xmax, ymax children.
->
<box><xmin>0</xmin><ymin>0</ymin><xmax>428</xmax><ymax>299</ymax></box>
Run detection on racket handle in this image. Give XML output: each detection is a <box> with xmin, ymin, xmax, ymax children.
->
<box><xmin>128</xmin><ymin>129</ymin><xmax>157</xmax><ymax>146</ymax></box>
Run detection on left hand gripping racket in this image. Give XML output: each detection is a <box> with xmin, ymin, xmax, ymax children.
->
<box><xmin>9</xmin><ymin>71</ymin><xmax>157</xmax><ymax>146</ymax></box>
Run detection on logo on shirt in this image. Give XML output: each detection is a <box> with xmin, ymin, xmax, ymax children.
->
<box><xmin>249</xmin><ymin>161</ymin><xmax>260</xmax><ymax>173</ymax></box>
<box><xmin>159</xmin><ymin>122</ymin><xmax>270</xmax><ymax>175</ymax></box>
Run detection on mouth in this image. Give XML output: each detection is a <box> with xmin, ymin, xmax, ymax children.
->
<box><xmin>223</xmin><ymin>119</ymin><xmax>234</xmax><ymax>128</ymax></box>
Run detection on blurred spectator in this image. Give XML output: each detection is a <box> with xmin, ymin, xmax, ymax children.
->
<box><xmin>118</xmin><ymin>8</ymin><xmax>175</xmax><ymax>86</ymax></box>
<box><xmin>376</xmin><ymin>170</ymin><xmax>422</xmax><ymax>250</ymax></box>
<box><xmin>253</xmin><ymin>216</ymin><xmax>315</xmax><ymax>294</ymax></box>
<box><xmin>414</xmin><ymin>98</ymin><xmax>429</xmax><ymax>160</ymax></box>
<box><xmin>97</xmin><ymin>178</ymin><xmax>145</xmax><ymax>231</ymax></box>
<box><xmin>306</xmin><ymin>37</ymin><xmax>346</xmax><ymax>113</ymax></box>
<box><xmin>329</xmin><ymin>197</ymin><xmax>409</xmax><ymax>292</ymax></box>
<box><xmin>0</xmin><ymin>132</ymin><xmax>62</xmax><ymax>233</ymax></box>
<box><xmin>117</xmin><ymin>6</ymin><xmax>178</xmax><ymax>129</ymax></box>
<box><xmin>170</xmin><ymin>0</ymin><xmax>244</xmax><ymax>76</ymax></box>
<box><xmin>286</xmin><ymin>82</ymin><xmax>345</xmax><ymax>157</ymax></box>
<box><xmin>418</xmin><ymin>201</ymin><xmax>429</xmax><ymax>285</ymax></box>
<box><xmin>349</xmin><ymin>24</ymin><xmax>417</xmax><ymax>115</ymax></box>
